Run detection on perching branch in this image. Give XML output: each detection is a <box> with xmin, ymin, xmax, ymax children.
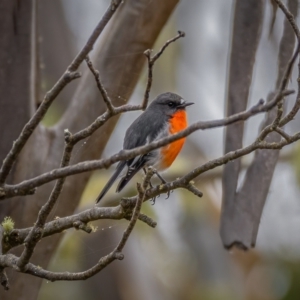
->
<box><xmin>5</xmin><ymin>119</ymin><xmax>300</xmax><ymax>254</ymax></box>
<box><xmin>121</xmin><ymin>129</ymin><xmax>300</xmax><ymax>208</ymax></box>
<box><xmin>0</xmin><ymin>89</ymin><xmax>293</xmax><ymax>200</ymax></box>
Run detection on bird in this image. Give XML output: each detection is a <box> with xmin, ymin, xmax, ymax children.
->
<box><xmin>96</xmin><ymin>92</ymin><xmax>194</xmax><ymax>203</ymax></box>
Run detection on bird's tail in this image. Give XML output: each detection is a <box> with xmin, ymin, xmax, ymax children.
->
<box><xmin>96</xmin><ymin>161</ymin><xmax>126</xmax><ymax>203</ymax></box>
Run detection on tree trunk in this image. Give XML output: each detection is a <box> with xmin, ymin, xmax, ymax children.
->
<box><xmin>220</xmin><ymin>0</ymin><xmax>264</xmax><ymax>249</ymax></box>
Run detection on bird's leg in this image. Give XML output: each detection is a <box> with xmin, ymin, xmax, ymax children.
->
<box><xmin>155</xmin><ymin>171</ymin><xmax>167</xmax><ymax>184</ymax></box>
<box><xmin>154</xmin><ymin>170</ymin><xmax>172</xmax><ymax>199</ymax></box>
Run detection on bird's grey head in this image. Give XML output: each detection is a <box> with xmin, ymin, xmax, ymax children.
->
<box><xmin>148</xmin><ymin>92</ymin><xmax>194</xmax><ymax>115</ymax></box>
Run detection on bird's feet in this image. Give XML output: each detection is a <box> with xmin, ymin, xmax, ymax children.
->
<box><xmin>144</xmin><ymin>168</ymin><xmax>172</xmax><ymax>202</ymax></box>
<box><xmin>154</xmin><ymin>170</ymin><xmax>173</xmax><ymax>199</ymax></box>
<box><xmin>165</xmin><ymin>189</ymin><xmax>173</xmax><ymax>199</ymax></box>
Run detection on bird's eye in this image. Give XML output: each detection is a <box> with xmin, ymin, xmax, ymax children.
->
<box><xmin>168</xmin><ymin>101</ymin><xmax>175</xmax><ymax>107</ymax></box>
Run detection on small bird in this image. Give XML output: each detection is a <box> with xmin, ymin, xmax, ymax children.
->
<box><xmin>96</xmin><ymin>92</ymin><xmax>194</xmax><ymax>203</ymax></box>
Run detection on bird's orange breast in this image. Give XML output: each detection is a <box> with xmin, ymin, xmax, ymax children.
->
<box><xmin>160</xmin><ymin>110</ymin><xmax>187</xmax><ymax>169</ymax></box>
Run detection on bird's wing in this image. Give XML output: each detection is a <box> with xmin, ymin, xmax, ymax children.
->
<box><xmin>116</xmin><ymin>111</ymin><xmax>169</xmax><ymax>192</ymax></box>
<box><xmin>123</xmin><ymin>109</ymin><xmax>168</xmax><ymax>150</ymax></box>
<box><xmin>97</xmin><ymin>109</ymin><xmax>170</xmax><ymax>199</ymax></box>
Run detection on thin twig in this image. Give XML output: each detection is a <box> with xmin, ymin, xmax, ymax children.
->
<box><xmin>274</xmin><ymin>0</ymin><xmax>300</xmax><ymax>38</ymax></box>
<box><xmin>17</xmin><ymin>131</ymin><xmax>74</xmax><ymax>270</ymax></box>
<box><xmin>116</xmin><ymin>167</ymin><xmax>153</xmax><ymax>252</ymax></box>
<box><xmin>272</xmin><ymin>39</ymin><xmax>300</xmax><ymax>128</ymax></box>
<box><xmin>70</xmin><ymin>103</ymin><xmax>141</xmax><ymax>145</ymax></box>
<box><xmin>274</xmin><ymin>127</ymin><xmax>292</xmax><ymax>142</ymax></box>
<box><xmin>85</xmin><ymin>56</ymin><xmax>115</xmax><ymax>113</ymax></box>
<box><xmin>270</xmin><ymin>1</ymin><xmax>300</xmax><ymax>129</ymax></box>
<box><xmin>184</xmin><ymin>183</ymin><xmax>203</xmax><ymax>198</ymax></box>
<box><xmin>142</xmin><ymin>31</ymin><xmax>185</xmax><ymax>109</ymax></box>
<box><xmin>280</xmin><ymin>57</ymin><xmax>300</xmax><ymax>126</ymax></box>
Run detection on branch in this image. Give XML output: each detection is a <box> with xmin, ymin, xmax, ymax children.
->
<box><xmin>17</xmin><ymin>131</ymin><xmax>74</xmax><ymax>270</ymax></box>
<box><xmin>280</xmin><ymin>55</ymin><xmax>300</xmax><ymax>126</ymax></box>
<box><xmin>184</xmin><ymin>183</ymin><xmax>203</xmax><ymax>198</ymax></box>
<box><xmin>4</xmin><ymin>119</ymin><xmax>300</xmax><ymax>254</ymax></box>
<box><xmin>0</xmin><ymin>102</ymin><xmax>142</xmax><ymax>200</ymax></box>
<box><xmin>85</xmin><ymin>56</ymin><xmax>115</xmax><ymax>114</ymax></box>
<box><xmin>0</xmin><ymin>167</ymin><xmax>154</xmax><ymax>282</ymax></box>
<box><xmin>142</xmin><ymin>31</ymin><xmax>185</xmax><ymax>109</ymax></box>
<box><xmin>0</xmin><ymin>252</ymin><xmax>122</xmax><ymax>282</ymax></box>
<box><xmin>5</xmin><ymin>200</ymin><xmax>157</xmax><ymax>252</ymax></box>
<box><xmin>69</xmin><ymin>103</ymin><xmax>141</xmax><ymax>145</ymax></box>
<box><xmin>274</xmin><ymin>0</ymin><xmax>300</xmax><ymax>38</ymax></box>
<box><xmin>1</xmin><ymin>89</ymin><xmax>293</xmax><ymax>199</ymax></box>
<box><xmin>122</xmin><ymin>128</ymin><xmax>300</xmax><ymax>208</ymax></box>
<box><xmin>116</xmin><ymin>167</ymin><xmax>153</xmax><ymax>251</ymax></box>
<box><xmin>8</xmin><ymin>125</ymin><xmax>300</xmax><ymax>281</ymax></box>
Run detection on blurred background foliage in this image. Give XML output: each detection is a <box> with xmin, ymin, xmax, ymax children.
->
<box><xmin>36</xmin><ymin>0</ymin><xmax>300</xmax><ymax>299</ymax></box>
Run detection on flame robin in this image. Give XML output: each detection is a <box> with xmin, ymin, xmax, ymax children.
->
<box><xmin>96</xmin><ymin>92</ymin><xmax>194</xmax><ymax>203</ymax></box>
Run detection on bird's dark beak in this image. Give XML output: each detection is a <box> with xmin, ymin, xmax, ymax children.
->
<box><xmin>178</xmin><ymin>101</ymin><xmax>194</xmax><ymax>108</ymax></box>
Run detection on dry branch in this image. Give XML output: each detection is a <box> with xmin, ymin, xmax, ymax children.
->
<box><xmin>142</xmin><ymin>31</ymin><xmax>185</xmax><ymax>109</ymax></box>
<box><xmin>0</xmin><ymin>89</ymin><xmax>293</xmax><ymax>200</ymax></box>
<box><xmin>0</xmin><ymin>167</ymin><xmax>153</xmax><ymax>282</ymax></box>
<box><xmin>85</xmin><ymin>56</ymin><xmax>115</xmax><ymax>113</ymax></box>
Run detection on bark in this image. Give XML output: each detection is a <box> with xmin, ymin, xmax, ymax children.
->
<box><xmin>230</xmin><ymin>0</ymin><xmax>298</xmax><ymax>249</ymax></box>
<box><xmin>0</xmin><ymin>0</ymin><xmax>179</xmax><ymax>299</ymax></box>
<box><xmin>0</xmin><ymin>0</ymin><xmax>34</xmax><ymax>171</ymax></box>
<box><xmin>221</xmin><ymin>0</ymin><xmax>297</xmax><ymax>249</ymax></box>
<box><xmin>0</xmin><ymin>0</ymin><xmax>36</xmax><ymax>297</ymax></box>
<box><xmin>37</xmin><ymin>0</ymin><xmax>77</xmax><ymax>111</ymax></box>
<box><xmin>220</xmin><ymin>0</ymin><xmax>264</xmax><ymax>248</ymax></box>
